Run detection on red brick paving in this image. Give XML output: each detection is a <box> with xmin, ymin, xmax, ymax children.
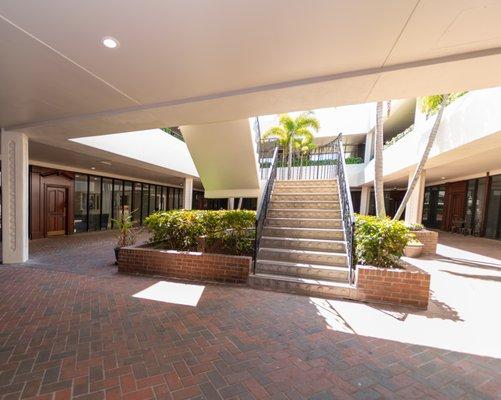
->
<box><xmin>0</xmin><ymin>231</ymin><xmax>500</xmax><ymax>399</ymax></box>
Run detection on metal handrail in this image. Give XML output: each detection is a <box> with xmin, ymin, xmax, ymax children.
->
<box><xmin>335</xmin><ymin>134</ymin><xmax>356</xmax><ymax>283</ymax></box>
<box><xmin>253</xmin><ymin>146</ymin><xmax>279</xmax><ymax>273</ymax></box>
<box><xmin>254</xmin><ymin>135</ymin><xmax>355</xmax><ymax>282</ymax></box>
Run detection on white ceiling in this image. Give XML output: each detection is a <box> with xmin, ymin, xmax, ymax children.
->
<box><xmin>1</xmin><ymin>0</ymin><xmax>501</xmax><ymax>140</ymax></box>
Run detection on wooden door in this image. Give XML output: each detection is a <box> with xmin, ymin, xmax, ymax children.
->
<box><xmin>443</xmin><ymin>181</ymin><xmax>467</xmax><ymax>231</ymax></box>
<box><xmin>46</xmin><ymin>187</ymin><xmax>67</xmax><ymax>236</ymax></box>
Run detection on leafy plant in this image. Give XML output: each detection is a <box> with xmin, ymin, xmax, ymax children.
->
<box><xmin>112</xmin><ymin>210</ymin><xmax>140</xmax><ymax>248</ymax></box>
<box><xmin>405</xmin><ymin>222</ymin><xmax>424</xmax><ymax>231</ymax></box>
<box><xmin>420</xmin><ymin>92</ymin><xmax>467</xmax><ymax>115</ymax></box>
<box><xmin>263</xmin><ymin>112</ymin><xmax>320</xmax><ymax>178</ymax></box>
<box><xmin>354</xmin><ymin>214</ymin><xmax>413</xmax><ymax>268</ymax></box>
<box><xmin>345</xmin><ymin>156</ymin><xmax>364</xmax><ymax>164</ymax></box>
<box><xmin>407</xmin><ymin>238</ymin><xmax>423</xmax><ymax>246</ymax></box>
<box><xmin>144</xmin><ymin>210</ymin><xmax>256</xmax><ymax>256</ymax></box>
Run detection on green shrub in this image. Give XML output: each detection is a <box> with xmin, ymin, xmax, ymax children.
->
<box><xmin>144</xmin><ymin>210</ymin><xmax>256</xmax><ymax>255</ymax></box>
<box><xmin>354</xmin><ymin>214</ymin><xmax>413</xmax><ymax>268</ymax></box>
<box><xmin>345</xmin><ymin>156</ymin><xmax>364</xmax><ymax>164</ymax></box>
<box><xmin>405</xmin><ymin>222</ymin><xmax>424</xmax><ymax>231</ymax></box>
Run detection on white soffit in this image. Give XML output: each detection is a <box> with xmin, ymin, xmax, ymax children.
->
<box><xmin>0</xmin><ymin>1</ymin><xmax>501</xmax><ymax>139</ymax></box>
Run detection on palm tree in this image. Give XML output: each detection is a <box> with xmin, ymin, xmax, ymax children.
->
<box><xmin>393</xmin><ymin>94</ymin><xmax>449</xmax><ymax>220</ymax></box>
<box><xmin>374</xmin><ymin>101</ymin><xmax>386</xmax><ymax>217</ymax></box>
<box><xmin>294</xmin><ymin>138</ymin><xmax>316</xmax><ymax>178</ymax></box>
<box><xmin>263</xmin><ymin>112</ymin><xmax>320</xmax><ymax>179</ymax></box>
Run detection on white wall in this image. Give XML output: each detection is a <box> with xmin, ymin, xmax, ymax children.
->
<box><xmin>359</xmin><ymin>88</ymin><xmax>501</xmax><ymax>186</ymax></box>
<box><xmin>181</xmin><ymin>119</ymin><xmax>261</xmax><ymax>198</ymax></box>
<box><xmin>257</xmin><ymin>102</ymin><xmax>375</xmax><ymax>138</ymax></box>
<box><xmin>71</xmin><ymin>129</ymin><xmax>199</xmax><ymax>177</ymax></box>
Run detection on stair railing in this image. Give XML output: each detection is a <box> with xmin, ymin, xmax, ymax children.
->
<box><xmin>334</xmin><ymin>134</ymin><xmax>356</xmax><ymax>284</ymax></box>
<box><xmin>254</xmin><ymin>145</ymin><xmax>279</xmax><ymax>273</ymax></box>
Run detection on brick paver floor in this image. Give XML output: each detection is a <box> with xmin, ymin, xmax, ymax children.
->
<box><xmin>0</xmin><ymin>231</ymin><xmax>500</xmax><ymax>399</ymax></box>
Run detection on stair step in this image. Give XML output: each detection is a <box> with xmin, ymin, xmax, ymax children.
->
<box><xmin>260</xmin><ymin>236</ymin><xmax>346</xmax><ymax>252</ymax></box>
<box><xmin>267</xmin><ymin>209</ymin><xmax>341</xmax><ymax>219</ymax></box>
<box><xmin>258</xmin><ymin>247</ymin><xmax>347</xmax><ymax>266</ymax></box>
<box><xmin>262</xmin><ymin>226</ymin><xmax>344</xmax><ymax>240</ymax></box>
<box><xmin>273</xmin><ymin>186</ymin><xmax>338</xmax><ymax>194</ymax></box>
<box><xmin>249</xmin><ymin>273</ymin><xmax>353</xmax><ymax>299</ymax></box>
<box><xmin>265</xmin><ymin>217</ymin><xmax>342</xmax><ymax>229</ymax></box>
<box><xmin>256</xmin><ymin>259</ymin><xmax>349</xmax><ymax>280</ymax></box>
<box><xmin>274</xmin><ymin>179</ymin><xmax>337</xmax><ymax>187</ymax></box>
<box><xmin>269</xmin><ymin>200</ymin><xmax>340</xmax><ymax>210</ymax></box>
<box><xmin>271</xmin><ymin>193</ymin><xmax>339</xmax><ymax>201</ymax></box>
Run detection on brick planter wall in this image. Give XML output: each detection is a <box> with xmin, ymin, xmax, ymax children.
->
<box><xmin>118</xmin><ymin>246</ymin><xmax>251</xmax><ymax>283</ymax></box>
<box><xmin>412</xmin><ymin>229</ymin><xmax>438</xmax><ymax>256</ymax></box>
<box><xmin>355</xmin><ymin>262</ymin><xmax>430</xmax><ymax>309</ymax></box>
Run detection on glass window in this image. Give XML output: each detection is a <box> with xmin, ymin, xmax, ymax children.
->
<box><xmin>141</xmin><ymin>183</ymin><xmax>149</xmax><ymax>221</ymax></box>
<box><xmin>485</xmin><ymin>175</ymin><xmax>501</xmax><ymax>239</ymax></box>
<box><xmin>173</xmin><ymin>188</ymin><xmax>179</xmax><ymax>209</ymax></box>
<box><xmin>112</xmin><ymin>179</ymin><xmax>123</xmax><ymax>226</ymax></box>
<box><xmin>149</xmin><ymin>184</ymin><xmax>156</xmax><ymax>214</ymax></box>
<box><xmin>179</xmin><ymin>188</ymin><xmax>184</xmax><ymax>209</ymax></box>
<box><xmin>133</xmin><ymin>182</ymin><xmax>142</xmax><ymax>223</ymax></box>
<box><xmin>168</xmin><ymin>187</ymin><xmax>175</xmax><ymax>209</ymax></box>
<box><xmin>161</xmin><ymin>187</ymin><xmax>167</xmax><ymax>210</ymax></box>
<box><xmin>123</xmin><ymin>181</ymin><xmax>132</xmax><ymax>217</ymax></box>
<box><xmin>474</xmin><ymin>179</ymin><xmax>485</xmax><ymax>234</ymax></box>
<box><xmin>464</xmin><ymin>180</ymin><xmax>476</xmax><ymax>229</ymax></box>
<box><xmin>74</xmin><ymin>174</ymin><xmax>88</xmax><ymax>232</ymax></box>
<box><xmin>88</xmin><ymin>176</ymin><xmax>101</xmax><ymax>231</ymax></box>
<box><xmin>101</xmin><ymin>178</ymin><xmax>113</xmax><ymax>229</ymax></box>
<box><xmin>154</xmin><ymin>185</ymin><xmax>160</xmax><ymax>211</ymax></box>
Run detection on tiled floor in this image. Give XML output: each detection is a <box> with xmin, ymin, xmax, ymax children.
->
<box><xmin>0</xmin><ymin>231</ymin><xmax>500</xmax><ymax>399</ymax></box>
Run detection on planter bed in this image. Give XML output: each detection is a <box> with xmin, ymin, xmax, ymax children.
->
<box><xmin>412</xmin><ymin>229</ymin><xmax>438</xmax><ymax>256</ymax></box>
<box><xmin>355</xmin><ymin>261</ymin><xmax>430</xmax><ymax>309</ymax></box>
<box><xmin>118</xmin><ymin>245</ymin><xmax>251</xmax><ymax>284</ymax></box>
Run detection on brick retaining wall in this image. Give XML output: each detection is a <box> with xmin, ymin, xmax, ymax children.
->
<box><xmin>118</xmin><ymin>246</ymin><xmax>251</xmax><ymax>283</ymax></box>
<box><xmin>413</xmin><ymin>229</ymin><xmax>438</xmax><ymax>256</ymax></box>
<box><xmin>355</xmin><ymin>262</ymin><xmax>430</xmax><ymax>309</ymax></box>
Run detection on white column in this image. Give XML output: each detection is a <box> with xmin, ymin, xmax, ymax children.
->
<box><xmin>359</xmin><ymin>186</ymin><xmax>371</xmax><ymax>215</ymax></box>
<box><xmin>1</xmin><ymin>130</ymin><xmax>29</xmax><ymax>263</ymax></box>
<box><xmin>405</xmin><ymin>170</ymin><xmax>426</xmax><ymax>224</ymax></box>
<box><xmin>183</xmin><ymin>177</ymin><xmax>193</xmax><ymax>210</ymax></box>
<box><xmin>227</xmin><ymin>198</ymin><xmax>235</xmax><ymax>210</ymax></box>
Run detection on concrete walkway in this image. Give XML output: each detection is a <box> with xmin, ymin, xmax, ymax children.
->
<box><xmin>0</xmin><ymin>231</ymin><xmax>499</xmax><ymax>399</ymax></box>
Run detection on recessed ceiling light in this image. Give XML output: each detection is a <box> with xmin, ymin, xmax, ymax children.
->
<box><xmin>102</xmin><ymin>36</ymin><xmax>119</xmax><ymax>49</ymax></box>
<box><xmin>441</xmin><ymin>176</ymin><xmax>446</xmax><ymax>180</ymax></box>
<box><xmin>91</xmin><ymin>166</ymin><xmax>96</xmax><ymax>170</ymax></box>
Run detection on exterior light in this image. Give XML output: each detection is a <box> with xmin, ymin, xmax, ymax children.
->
<box><xmin>102</xmin><ymin>37</ymin><xmax>119</xmax><ymax>49</ymax></box>
<box><xmin>441</xmin><ymin>176</ymin><xmax>446</xmax><ymax>180</ymax></box>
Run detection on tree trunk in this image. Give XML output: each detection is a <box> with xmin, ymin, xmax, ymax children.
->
<box><xmin>287</xmin><ymin>139</ymin><xmax>293</xmax><ymax>179</ymax></box>
<box><xmin>393</xmin><ymin>94</ymin><xmax>449</xmax><ymax>221</ymax></box>
<box><xmin>374</xmin><ymin>101</ymin><xmax>386</xmax><ymax>217</ymax></box>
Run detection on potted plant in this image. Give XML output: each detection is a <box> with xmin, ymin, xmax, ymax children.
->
<box><xmin>403</xmin><ymin>238</ymin><xmax>424</xmax><ymax>258</ymax></box>
<box><xmin>112</xmin><ymin>211</ymin><xmax>139</xmax><ymax>263</ymax></box>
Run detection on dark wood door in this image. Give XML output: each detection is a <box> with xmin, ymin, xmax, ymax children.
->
<box><xmin>46</xmin><ymin>187</ymin><xmax>67</xmax><ymax>236</ymax></box>
<box><xmin>443</xmin><ymin>181</ymin><xmax>467</xmax><ymax>231</ymax></box>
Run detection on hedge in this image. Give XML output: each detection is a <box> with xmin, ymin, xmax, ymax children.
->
<box><xmin>144</xmin><ymin>210</ymin><xmax>256</xmax><ymax>256</ymax></box>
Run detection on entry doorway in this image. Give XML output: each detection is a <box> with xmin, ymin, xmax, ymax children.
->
<box><xmin>46</xmin><ymin>186</ymin><xmax>68</xmax><ymax>236</ymax></box>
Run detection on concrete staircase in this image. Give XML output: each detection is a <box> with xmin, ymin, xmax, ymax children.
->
<box><xmin>249</xmin><ymin>179</ymin><xmax>353</xmax><ymax>299</ymax></box>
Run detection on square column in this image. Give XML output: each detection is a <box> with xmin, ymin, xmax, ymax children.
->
<box><xmin>404</xmin><ymin>170</ymin><xmax>426</xmax><ymax>224</ymax></box>
<box><xmin>359</xmin><ymin>186</ymin><xmax>371</xmax><ymax>215</ymax></box>
<box><xmin>227</xmin><ymin>198</ymin><xmax>235</xmax><ymax>210</ymax></box>
<box><xmin>183</xmin><ymin>177</ymin><xmax>193</xmax><ymax>210</ymax></box>
<box><xmin>1</xmin><ymin>130</ymin><xmax>29</xmax><ymax>263</ymax></box>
